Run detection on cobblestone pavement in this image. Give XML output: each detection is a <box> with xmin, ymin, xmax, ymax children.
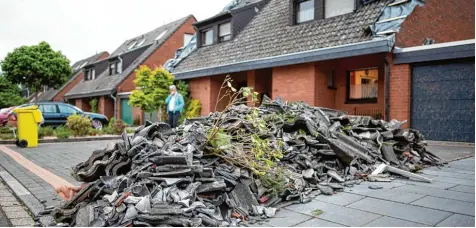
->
<box><xmin>0</xmin><ymin>179</ymin><xmax>34</xmax><ymax>227</ymax></box>
<box><xmin>0</xmin><ymin>141</ymin><xmax>474</xmax><ymax>227</ymax></box>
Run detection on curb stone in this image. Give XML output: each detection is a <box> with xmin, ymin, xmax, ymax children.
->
<box><xmin>0</xmin><ymin>135</ymin><xmax>122</xmax><ymax>145</ymax></box>
<box><xmin>0</xmin><ymin>176</ymin><xmax>35</xmax><ymax>226</ymax></box>
<box><xmin>0</xmin><ymin>171</ymin><xmax>44</xmax><ymax>217</ymax></box>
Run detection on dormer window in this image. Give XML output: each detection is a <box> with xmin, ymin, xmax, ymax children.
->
<box><xmin>296</xmin><ymin>0</ymin><xmax>315</xmax><ymax>24</ymax></box>
<box><xmin>84</xmin><ymin>68</ymin><xmax>96</xmax><ymax>81</ymax></box>
<box><xmin>218</xmin><ymin>22</ymin><xmax>231</xmax><ymax>42</ymax></box>
<box><xmin>201</xmin><ymin>29</ymin><xmax>213</xmax><ymax>46</ymax></box>
<box><xmin>137</xmin><ymin>38</ymin><xmax>146</xmax><ymax>47</ymax></box>
<box><xmin>109</xmin><ymin>60</ymin><xmax>121</xmax><ymax>75</ymax></box>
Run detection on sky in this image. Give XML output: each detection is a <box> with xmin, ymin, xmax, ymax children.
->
<box><xmin>0</xmin><ymin>0</ymin><xmax>229</xmax><ymax>64</ymax></box>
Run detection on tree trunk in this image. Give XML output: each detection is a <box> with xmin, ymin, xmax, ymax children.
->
<box><xmin>158</xmin><ymin>105</ymin><xmax>162</xmax><ymax>122</ymax></box>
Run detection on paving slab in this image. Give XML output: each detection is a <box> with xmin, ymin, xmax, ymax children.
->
<box><xmin>295</xmin><ymin>218</ymin><xmax>345</xmax><ymax>227</ymax></box>
<box><xmin>448</xmin><ymin>184</ymin><xmax>475</xmax><ymax>194</ymax></box>
<box><xmin>394</xmin><ymin>185</ymin><xmax>475</xmax><ymax>202</ymax></box>
<box><xmin>344</xmin><ymin>184</ymin><xmax>426</xmax><ymax>204</ymax></box>
<box><xmin>420</xmin><ymin>175</ymin><xmax>476</xmax><ymax>186</ymax></box>
<box><xmin>314</xmin><ymin>192</ymin><xmax>365</xmax><ymax>206</ymax></box>
<box><xmin>9</xmin><ymin>217</ymin><xmax>34</xmax><ymax>226</ymax></box>
<box><xmin>286</xmin><ymin>200</ymin><xmax>381</xmax><ymax>226</ymax></box>
<box><xmin>427</xmin><ymin>166</ymin><xmax>475</xmax><ymax>175</ymax></box>
<box><xmin>411</xmin><ymin>196</ymin><xmax>475</xmax><ymax>216</ymax></box>
<box><xmin>267</xmin><ymin>209</ymin><xmax>312</xmax><ymax>227</ymax></box>
<box><xmin>393</xmin><ymin>178</ymin><xmax>458</xmax><ymax>190</ymax></box>
<box><xmin>421</xmin><ymin>170</ymin><xmax>475</xmax><ymax>180</ymax></box>
<box><xmin>436</xmin><ymin>214</ymin><xmax>475</xmax><ymax>227</ymax></box>
<box><xmin>347</xmin><ymin>197</ymin><xmax>452</xmax><ymax>225</ymax></box>
<box><xmin>363</xmin><ymin>216</ymin><xmax>428</xmax><ymax>227</ymax></box>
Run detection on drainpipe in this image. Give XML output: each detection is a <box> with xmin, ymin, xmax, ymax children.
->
<box><xmin>384</xmin><ymin>58</ymin><xmax>390</xmax><ymax>121</ymax></box>
<box><xmin>109</xmin><ymin>93</ymin><xmax>117</xmax><ymax>119</ymax></box>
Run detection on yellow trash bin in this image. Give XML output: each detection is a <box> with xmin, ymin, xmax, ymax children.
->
<box><xmin>13</xmin><ymin>105</ymin><xmax>43</xmax><ymax>148</ymax></box>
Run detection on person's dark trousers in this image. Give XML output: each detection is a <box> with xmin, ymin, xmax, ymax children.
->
<box><xmin>167</xmin><ymin>111</ymin><xmax>181</xmax><ymax>128</ymax></box>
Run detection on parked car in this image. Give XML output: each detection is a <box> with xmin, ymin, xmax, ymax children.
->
<box><xmin>0</xmin><ymin>107</ymin><xmax>15</xmax><ymax>127</ymax></box>
<box><xmin>8</xmin><ymin>102</ymin><xmax>108</xmax><ymax>129</ymax></box>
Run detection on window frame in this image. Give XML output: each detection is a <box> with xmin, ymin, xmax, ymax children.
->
<box><xmin>324</xmin><ymin>0</ymin><xmax>356</xmax><ymax>19</ymax></box>
<box><xmin>295</xmin><ymin>0</ymin><xmax>315</xmax><ymax>24</ymax></box>
<box><xmin>109</xmin><ymin>60</ymin><xmax>120</xmax><ymax>75</ymax></box>
<box><xmin>201</xmin><ymin>28</ymin><xmax>214</xmax><ymax>46</ymax></box>
<box><xmin>218</xmin><ymin>22</ymin><xmax>232</xmax><ymax>43</ymax></box>
<box><xmin>39</xmin><ymin>104</ymin><xmax>59</xmax><ymax>113</ymax></box>
<box><xmin>346</xmin><ymin>67</ymin><xmax>379</xmax><ymax>104</ymax></box>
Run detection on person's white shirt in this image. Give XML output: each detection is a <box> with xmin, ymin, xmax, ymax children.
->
<box><xmin>168</xmin><ymin>94</ymin><xmax>176</xmax><ymax>112</ymax></box>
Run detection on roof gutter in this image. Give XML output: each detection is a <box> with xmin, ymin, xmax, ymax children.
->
<box><xmin>64</xmin><ymin>90</ymin><xmax>113</xmax><ymax>100</ymax></box>
<box><xmin>174</xmin><ymin>36</ymin><xmax>395</xmax><ymax>80</ymax></box>
<box><xmin>393</xmin><ymin>39</ymin><xmax>475</xmax><ymax>64</ymax></box>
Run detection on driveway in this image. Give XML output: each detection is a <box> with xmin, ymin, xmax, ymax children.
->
<box><xmin>0</xmin><ymin>142</ymin><xmax>474</xmax><ymax>226</ymax></box>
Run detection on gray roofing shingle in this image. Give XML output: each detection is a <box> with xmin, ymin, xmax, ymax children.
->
<box><xmin>65</xmin><ymin>15</ymin><xmax>194</xmax><ymax>98</ymax></box>
<box><xmin>174</xmin><ymin>0</ymin><xmax>387</xmax><ymax>73</ymax></box>
<box><xmin>35</xmin><ymin>51</ymin><xmax>107</xmax><ymax>102</ymax></box>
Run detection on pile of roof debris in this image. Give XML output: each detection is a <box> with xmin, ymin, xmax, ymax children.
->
<box><xmin>51</xmin><ymin>97</ymin><xmax>441</xmax><ymax>227</ymax></box>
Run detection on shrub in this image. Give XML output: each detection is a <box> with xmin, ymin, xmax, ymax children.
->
<box><xmin>67</xmin><ymin>114</ymin><xmax>91</xmax><ymax>136</ymax></box>
<box><xmin>0</xmin><ymin>133</ymin><xmax>15</xmax><ymax>140</ymax></box>
<box><xmin>103</xmin><ymin>118</ymin><xmax>127</xmax><ymax>135</ymax></box>
<box><xmin>38</xmin><ymin>126</ymin><xmax>54</xmax><ymax>138</ymax></box>
<box><xmin>89</xmin><ymin>98</ymin><xmax>98</xmax><ymax>113</ymax></box>
<box><xmin>185</xmin><ymin>99</ymin><xmax>201</xmax><ymax>119</ymax></box>
<box><xmin>89</xmin><ymin>128</ymin><xmax>102</xmax><ymax>136</ymax></box>
<box><xmin>55</xmin><ymin>126</ymin><xmax>71</xmax><ymax>139</ymax></box>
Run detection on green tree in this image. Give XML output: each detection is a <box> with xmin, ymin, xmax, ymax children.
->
<box><xmin>129</xmin><ymin>66</ymin><xmax>174</xmax><ymax>121</ymax></box>
<box><xmin>0</xmin><ymin>41</ymin><xmax>71</xmax><ymax>102</ymax></box>
<box><xmin>0</xmin><ymin>75</ymin><xmax>26</xmax><ymax>108</ymax></box>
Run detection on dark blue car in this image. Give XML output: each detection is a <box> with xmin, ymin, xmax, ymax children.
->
<box><xmin>12</xmin><ymin>102</ymin><xmax>108</xmax><ymax>129</ymax></box>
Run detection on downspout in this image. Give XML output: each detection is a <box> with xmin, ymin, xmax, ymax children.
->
<box><xmin>109</xmin><ymin>55</ymin><xmax>123</xmax><ymax>119</ymax></box>
<box><xmin>384</xmin><ymin>58</ymin><xmax>390</xmax><ymax>121</ymax></box>
<box><xmin>109</xmin><ymin>93</ymin><xmax>117</xmax><ymax>119</ymax></box>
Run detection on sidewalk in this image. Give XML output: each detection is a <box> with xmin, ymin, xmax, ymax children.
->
<box><xmin>0</xmin><ymin>178</ymin><xmax>34</xmax><ymax>226</ymax></box>
<box><xmin>0</xmin><ymin>142</ymin><xmax>474</xmax><ymax>227</ymax></box>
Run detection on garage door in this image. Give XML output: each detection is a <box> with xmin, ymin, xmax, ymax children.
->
<box><xmin>411</xmin><ymin>61</ymin><xmax>475</xmax><ymax>142</ymax></box>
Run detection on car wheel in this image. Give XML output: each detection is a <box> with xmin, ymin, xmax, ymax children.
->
<box><xmin>92</xmin><ymin>119</ymin><xmax>103</xmax><ymax>130</ymax></box>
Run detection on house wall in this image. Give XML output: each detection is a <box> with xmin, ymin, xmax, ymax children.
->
<box><xmin>271</xmin><ymin>63</ymin><xmax>317</xmax><ymax>105</ymax></box>
<box><xmin>53</xmin><ymin>52</ymin><xmax>109</xmax><ymax>102</ymax></box>
<box><xmin>98</xmin><ymin>96</ymin><xmax>114</xmax><ymax>119</ymax></box>
<box><xmin>115</xmin><ymin>16</ymin><xmax>197</xmax><ymax>123</ymax></box>
<box><xmin>396</xmin><ymin>0</ymin><xmax>475</xmax><ymax>47</ymax></box>
<box><xmin>75</xmin><ymin>98</ymin><xmax>91</xmax><ymax>112</ymax></box>
<box><xmin>189</xmin><ymin>76</ymin><xmax>213</xmax><ymax>116</ymax></box>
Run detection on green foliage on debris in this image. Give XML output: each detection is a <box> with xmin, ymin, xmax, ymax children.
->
<box><xmin>184</xmin><ymin>99</ymin><xmax>201</xmax><ymax>119</ymax></box>
<box><xmin>312</xmin><ymin>209</ymin><xmax>324</xmax><ymax>216</ymax></box>
<box><xmin>38</xmin><ymin>126</ymin><xmax>55</xmax><ymax>138</ymax></box>
<box><xmin>0</xmin><ymin>41</ymin><xmax>71</xmax><ymax>100</ymax></box>
<box><xmin>0</xmin><ymin>76</ymin><xmax>26</xmax><ymax>109</ymax></box>
<box><xmin>89</xmin><ymin>98</ymin><xmax>98</xmax><ymax>113</ymax></box>
<box><xmin>67</xmin><ymin>114</ymin><xmax>91</xmax><ymax>136</ymax></box>
<box><xmin>55</xmin><ymin>126</ymin><xmax>71</xmax><ymax>139</ymax></box>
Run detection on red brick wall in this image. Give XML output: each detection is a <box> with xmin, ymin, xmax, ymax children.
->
<box><xmin>98</xmin><ymin>96</ymin><xmax>114</xmax><ymax>119</ymax></box>
<box><xmin>272</xmin><ymin>63</ymin><xmax>316</xmax><ymax>105</ymax></box>
<box><xmin>333</xmin><ymin>54</ymin><xmax>385</xmax><ymax>114</ymax></box>
<box><xmin>189</xmin><ymin>76</ymin><xmax>212</xmax><ymax>116</ymax></box>
<box><xmin>315</xmin><ymin>62</ymin><xmax>337</xmax><ymax>109</ymax></box>
<box><xmin>396</xmin><ymin>0</ymin><xmax>475</xmax><ymax>47</ymax></box>
<box><xmin>75</xmin><ymin>98</ymin><xmax>91</xmax><ymax>112</ymax></box>
<box><xmin>53</xmin><ymin>52</ymin><xmax>109</xmax><ymax>102</ymax></box>
<box><xmin>389</xmin><ymin>64</ymin><xmax>411</xmax><ymax>128</ymax></box>
<box><xmin>115</xmin><ymin>16</ymin><xmax>197</xmax><ymax>120</ymax></box>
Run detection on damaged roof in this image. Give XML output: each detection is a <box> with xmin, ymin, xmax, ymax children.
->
<box><xmin>34</xmin><ymin>51</ymin><xmax>108</xmax><ymax>102</ymax></box>
<box><xmin>173</xmin><ymin>0</ymin><xmax>388</xmax><ymax>77</ymax></box>
<box><xmin>64</xmin><ymin>15</ymin><xmax>194</xmax><ymax>99</ymax></box>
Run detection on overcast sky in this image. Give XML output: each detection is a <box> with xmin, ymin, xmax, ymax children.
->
<box><xmin>0</xmin><ymin>0</ymin><xmax>229</xmax><ymax>64</ymax></box>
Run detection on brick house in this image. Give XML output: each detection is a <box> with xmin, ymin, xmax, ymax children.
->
<box><xmin>170</xmin><ymin>0</ymin><xmax>474</xmax><ymax>142</ymax></box>
<box><xmin>31</xmin><ymin>52</ymin><xmax>109</xmax><ymax>102</ymax></box>
<box><xmin>64</xmin><ymin>15</ymin><xmax>196</xmax><ymax>125</ymax></box>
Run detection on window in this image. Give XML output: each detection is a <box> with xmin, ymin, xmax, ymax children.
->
<box><xmin>327</xmin><ymin>70</ymin><xmax>335</xmax><ymax>89</ymax></box>
<box><xmin>201</xmin><ymin>29</ymin><xmax>213</xmax><ymax>46</ymax></box>
<box><xmin>40</xmin><ymin>104</ymin><xmax>57</xmax><ymax>113</ymax></box>
<box><xmin>296</xmin><ymin>0</ymin><xmax>315</xmax><ymax>24</ymax></box>
<box><xmin>183</xmin><ymin>34</ymin><xmax>193</xmax><ymax>46</ymax></box>
<box><xmin>109</xmin><ymin>61</ymin><xmax>121</xmax><ymax>75</ymax></box>
<box><xmin>218</xmin><ymin>22</ymin><xmax>231</xmax><ymax>42</ymax></box>
<box><xmin>348</xmin><ymin>68</ymin><xmax>378</xmax><ymax>102</ymax></box>
<box><xmin>85</xmin><ymin>68</ymin><xmax>96</xmax><ymax>80</ymax></box>
<box><xmin>155</xmin><ymin>30</ymin><xmax>168</xmax><ymax>40</ymax></box>
<box><xmin>325</xmin><ymin>0</ymin><xmax>355</xmax><ymax>18</ymax></box>
<box><xmin>128</xmin><ymin>40</ymin><xmax>137</xmax><ymax>50</ymax></box>
<box><xmin>58</xmin><ymin>105</ymin><xmax>78</xmax><ymax>114</ymax></box>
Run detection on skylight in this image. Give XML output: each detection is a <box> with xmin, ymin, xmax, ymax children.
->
<box><xmin>128</xmin><ymin>40</ymin><xmax>137</xmax><ymax>50</ymax></box>
<box><xmin>155</xmin><ymin>30</ymin><xmax>168</xmax><ymax>41</ymax></box>
<box><xmin>79</xmin><ymin>61</ymin><xmax>88</xmax><ymax>69</ymax></box>
<box><xmin>137</xmin><ymin>38</ymin><xmax>146</xmax><ymax>47</ymax></box>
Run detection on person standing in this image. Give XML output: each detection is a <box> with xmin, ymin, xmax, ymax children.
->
<box><xmin>165</xmin><ymin>85</ymin><xmax>184</xmax><ymax>128</ymax></box>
